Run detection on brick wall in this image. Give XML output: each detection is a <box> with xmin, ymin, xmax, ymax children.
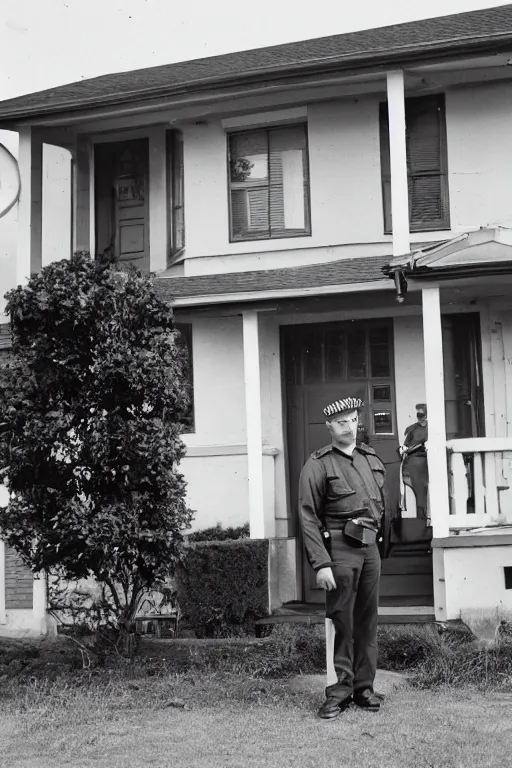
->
<box><xmin>5</xmin><ymin>546</ymin><xmax>33</xmax><ymax>609</ymax></box>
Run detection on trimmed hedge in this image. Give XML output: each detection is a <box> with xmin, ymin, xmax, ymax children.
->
<box><xmin>176</xmin><ymin>538</ymin><xmax>269</xmax><ymax>637</ymax></box>
<box><xmin>187</xmin><ymin>523</ymin><xmax>249</xmax><ymax>543</ymax></box>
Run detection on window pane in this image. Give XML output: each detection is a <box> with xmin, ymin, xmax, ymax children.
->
<box><xmin>347</xmin><ymin>329</ymin><xmax>366</xmax><ymax>378</ymax></box>
<box><xmin>374</xmin><ymin>410</ymin><xmax>393</xmax><ymax>434</ymax></box>
<box><xmin>269</xmin><ymin>126</ymin><xmax>308</xmax><ymax>235</ymax></box>
<box><xmin>229</xmin><ymin>131</ymin><xmax>269</xmax><ymax>239</ymax></box>
<box><xmin>172</xmin><ymin>132</ymin><xmax>185</xmax><ymax>254</ymax></box>
<box><xmin>175</xmin><ymin>324</ymin><xmax>194</xmax><ymax>432</ymax></box>
<box><xmin>373</xmin><ymin>385</ymin><xmax>391</xmax><ymax>401</ymax></box>
<box><xmin>229</xmin><ymin>132</ymin><xmax>268</xmax><ymax>183</ymax></box>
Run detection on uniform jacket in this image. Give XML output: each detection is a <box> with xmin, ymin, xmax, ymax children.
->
<box><xmin>298</xmin><ymin>442</ymin><xmax>387</xmax><ymax>571</ymax></box>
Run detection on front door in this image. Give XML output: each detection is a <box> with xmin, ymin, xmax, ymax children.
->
<box><xmin>94</xmin><ymin>139</ymin><xmax>150</xmax><ymax>271</ymax></box>
<box><xmin>283</xmin><ymin>320</ymin><xmax>400</xmax><ymax>603</ymax></box>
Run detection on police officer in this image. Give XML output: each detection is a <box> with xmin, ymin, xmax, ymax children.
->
<box><xmin>298</xmin><ymin>396</ymin><xmax>386</xmax><ymax>720</ymax></box>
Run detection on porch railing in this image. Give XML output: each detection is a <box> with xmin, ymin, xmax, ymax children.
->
<box><xmin>447</xmin><ymin>438</ymin><xmax>512</xmax><ymax>530</ymax></box>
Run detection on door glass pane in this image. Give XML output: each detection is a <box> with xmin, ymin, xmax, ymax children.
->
<box><xmin>370</xmin><ymin>327</ymin><xmax>390</xmax><ymax>378</ymax></box>
<box><xmin>325</xmin><ymin>329</ymin><xmax>343</xmax><ymax>381</ymax></box>
<box><xmin>373</xmin><ymin>385</ymin><xmax>391</xmax><ymax>401</ymax></box>
<box><xmin>347</xmin><ymin>328</ymin><xmax>366</xmax><ymax>378</ymax></box>
<box><xmin>373</xmin><ymin>410</ymin><xmax>393</xmax><ymax>434</ymax></box>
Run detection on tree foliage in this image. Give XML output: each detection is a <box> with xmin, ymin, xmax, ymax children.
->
<box><xmin>0</xmin><ymin>252</ymin><xmax>193</xmax><ymax>636</ymax></box>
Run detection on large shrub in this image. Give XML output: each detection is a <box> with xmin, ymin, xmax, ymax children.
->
<box><xmin>0</xmin><ymin>252</ymin><xmax>193</xmax><ymax>650</ymax></box>
<box><xmin>176</xmin><ymin>538</ymin><xmax>269</xmax><ymax>637</ymax></box>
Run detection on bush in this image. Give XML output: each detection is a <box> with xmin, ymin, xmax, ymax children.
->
<box><xmin>176</xmin><ymin>538</ymin><xmax>269</xmax><ymax>637</ymax></box>
<box><xmin>187</xmin><ymin>523</ymin><xmax>249</xmax><ymax>543</ymax></box>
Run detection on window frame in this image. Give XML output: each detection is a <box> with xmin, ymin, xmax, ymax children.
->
<box><xmin>175</xmin><ymin>322</ymin><xmax>195</xmax><ymax>434</ymax></box>
<box><xmin>379</xmin><ymin>94</ymin><xmax>450</xmax><ymax>234</ymax></box>
<box><xmin>226</xmin><ymin>122</ymin><xmax>312</xmax><ymax>243</ymax></box>
<box><xmin>167</xmin><ymin>130</ymin><xmax>185</xmax><ymax>266</ymax></box>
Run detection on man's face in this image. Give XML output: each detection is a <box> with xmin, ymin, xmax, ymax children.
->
<box><xmin>326</xmin><ymin>409</ymin><xmax>359</xmax><ymax>446</ymax></box>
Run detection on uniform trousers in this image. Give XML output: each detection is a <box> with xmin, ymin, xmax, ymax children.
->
<box><xmin>324</xmin><ymin>529</ymin><xmax>381</xmax><ymax>703</ymax></box>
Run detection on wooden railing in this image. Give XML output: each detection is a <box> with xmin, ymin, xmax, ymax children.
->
<box><xmin>447</xmin><ymin>438</ymin><xmax>512</xmax><ymax>530</ymax></box>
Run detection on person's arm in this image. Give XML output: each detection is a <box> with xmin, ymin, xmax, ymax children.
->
<box><xmin>298</xmin><ymin>459</ymin><xmax>334</xmax><ymax>573</ymax></box>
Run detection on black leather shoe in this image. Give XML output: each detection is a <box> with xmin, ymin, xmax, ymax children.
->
<box><xmin>353</xmin><ymin>689</ymin><xmax>381</xmax><ymax>711</ymax></box>
<box><xmin>317</xmin><ymin>696</ymin><xmax>352</xmax><ymax>720</ymax></box>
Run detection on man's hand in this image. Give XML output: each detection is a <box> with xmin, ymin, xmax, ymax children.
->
<box><xmin>316</xmin><ymin>567</ymin><xmax>336</xmax><ymax>591</ymax></box>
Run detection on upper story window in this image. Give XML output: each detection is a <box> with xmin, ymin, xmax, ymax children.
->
<box><xmin>228</xmin><ymin>124</ymin><xmax>311</xmax><ymax>242</ymax></box>
<box><xmin>175</xmin><ymin>322</ymin><xmax>194</xmax><ymax>433</ymax></box>
<box><xmin>380</xmin><ymin>94</ymin><xmax>450</xmax><ymax>233</ymax></box>
<box><xmin>167</xmin><ymin>130</ymin><xmax>185</xmax><ymax>265</ymax></box>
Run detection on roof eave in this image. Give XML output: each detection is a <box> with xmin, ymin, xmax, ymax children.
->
<box><xmin>2</xmin><ymin>33</ymin><xmax>512</xmax><ymax>127</ymax></box>
<box><xmin>163</xmin><ymin>278</ymin><xmax>390</xmax><ymax>307</ymax></box>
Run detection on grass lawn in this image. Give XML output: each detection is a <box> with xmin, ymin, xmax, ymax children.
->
<box><xmin>1</xmin><ymin>672</ymin><xmax>511</xmax><ymax>768</ymax></box>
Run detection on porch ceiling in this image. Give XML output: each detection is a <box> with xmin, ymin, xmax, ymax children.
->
<box><xmin>154</xmin><ymin>255</ymin><xmax>391</xmax><ymax>307</ymax></box>
<box><xmin>2</xmin><ymin>6</ymin><xmax>512</xmax><ymax>126</ymax></box>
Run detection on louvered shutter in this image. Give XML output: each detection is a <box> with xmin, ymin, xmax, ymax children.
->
<box><xmin>380</xmin><ymin>95</ymin><xmax>450</xmax><ymax>233</ymax></box>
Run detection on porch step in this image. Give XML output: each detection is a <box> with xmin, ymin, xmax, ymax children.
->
<box><xmin>254</xmin><ymin>602</ymin><xmax>436</xmax><ymax>635</ymax></box>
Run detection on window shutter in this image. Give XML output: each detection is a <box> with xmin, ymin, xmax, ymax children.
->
<box><xmin>380</xmin><ymin>95</ymin><xmax>449</xmax><ymax>233</ymax></box>
<box><xmin>379</xmin><ymin>103</ymin><xmax>392</xmax><ymax>233</ymax></box>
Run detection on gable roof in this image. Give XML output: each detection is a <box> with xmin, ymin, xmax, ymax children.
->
<box><xmin>154</xmin><ymin>255</ymin><xmax>390</xmax><ymax>306</ymax></box>
<box><xmin>1</xmin><ymin>5</ymin><xmax>512</xmax><ymax>124</ymax></box>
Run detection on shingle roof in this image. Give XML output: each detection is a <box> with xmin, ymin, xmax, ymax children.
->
<box><xmin>1</xmin><ymin>5</ymin><xmax>512</xmax><ymax>123</ymax></box>
<box><xmin>154</xmin><ymin>255</ymin><xmax>390</xmax><ymax>304</ymax></box>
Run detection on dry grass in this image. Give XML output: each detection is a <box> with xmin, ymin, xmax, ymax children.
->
<box><xmin>1</xmin><ymin>625</ymin><xmax>512</xmax><ymax>766</ymax></box>
<box><xmin>1</xmin><ymin>676</ymin><xmax>511</xmax><ymax>768</ymax></box>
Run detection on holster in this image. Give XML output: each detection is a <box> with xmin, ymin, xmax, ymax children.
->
<box><xmin>319</xmin><ymin>523</ymin><xmax>332</xmax><ymax>556</ymax></box>
<box><xmin>343</xmin><ymin>519</ymin><xmax>378</xmax><ymax>548</ymax></box>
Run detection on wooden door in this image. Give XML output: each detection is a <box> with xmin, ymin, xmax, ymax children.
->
<box><xmin>283</xmin><ymin>320</ymin><xmax>400</xmax><ymax>603</ymax></box>
<box><xmin>94</xmin><ymin>139</ymin><xmax>150</xmax><ymax>271</ymax></box>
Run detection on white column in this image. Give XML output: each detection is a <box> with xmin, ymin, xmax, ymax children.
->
<box><xmin>33</xmin><ymin>573</ymin><xmax>48</xmax><ymax>633</ymax></box>
<box><xmin>17</xmin><ymin>127</ymin><xmax>43</xmax><ymax>285</ymax></box>
<box><xmin>422</xmin><ymin>286</ymin><xmax>450</xmax><ymax>538</ymax></box>
<box><xmin>148</xmin><ymin>127</ymin><xmax>168</xmax><ymax>273</ymax></box>
<box><xmin>0</xmin><ymin>540</ymin><xmax>5</xmax><ymax>625</ymax></box>
<box><xmin>73</xmin><ymin>136</ymin><xmax>91</xmax><ymax>254</ymax></box>
<box><xmin>242</xmin><ymin>311</ymin><xmax>265</xmax><ymax>539</ymax></box>
<box><xmin>386</xmin><ymin>70</ymin><xmax>410</xmax><ymax>257</ymax></box>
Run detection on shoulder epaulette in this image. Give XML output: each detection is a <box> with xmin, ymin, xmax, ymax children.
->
<box><xmin>310</xmin><ymin>444</ymin><xmax>333</xmax><ymax>460</ymax></box>
<box><xmin>356</xmin><ymin>442</ymin><xmax>377</xmax><ymax>456</ymax></box>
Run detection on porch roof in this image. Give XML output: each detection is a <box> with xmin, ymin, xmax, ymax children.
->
<box><xmin>153</xmin><ymin>254</ymin><xmax>391</xmax><ymax>307</ymax></box>
<box><xmin>1</xmin><ymin>6</ymin><xmax>512</xmax><ymax>125</ymax></box>
<box><xmin>386</xmin><ymin>226</ymin><xmax>512</xmax><ymax>281</ymax></box>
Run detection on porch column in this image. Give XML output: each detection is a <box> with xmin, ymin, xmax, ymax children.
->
<box><xmin>73</xmin><ymin>136</ymin><xmax>92</xmax><ymax>254</ymax></box>
<box><xmin>33</xmin><ymin>573</ymin><xmax>48</xmax><ymax>633</ymax></box>
<box><xmin>17</xmin><ymin>127</ymin><xmax>43</xmax><ymax>285</ymax></box>
<box><xmin>422</xmin><ymin>286</ymin><xmax>450</xmax><ymax>538</ymax></box>
<box><xmin>148</xmin><ymin>127</ymin><xmax>168</xmax><ymax>273</ymax></box>
<box><xmin>0</xmin><ymin>539</ymin><xmax>5</xmax><ymax>625</ymax></box>
<box><xmin>242</xmin><ymin>310</ymin><xmax>265</xmax><ymax>539</ymax></box>
<box><xmin>386</xmin><ymin>70</ymin><xmax>410</xmax><ymax>256</ymax></box>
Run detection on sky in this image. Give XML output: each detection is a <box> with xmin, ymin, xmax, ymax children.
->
<box><xmin>1</xmin><ymin>0</ymin><xmax>511</xmax><ymax>100</ymax></box>
<box><xmin>0</xmin><ymin>0</ymin><xmax>511</xmax><ymax>307</ymax></box>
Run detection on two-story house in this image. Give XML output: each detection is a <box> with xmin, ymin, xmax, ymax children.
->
<box><xmin>1</xmin><ymin>5</ymin><xmax>512</xmax><ymax>640</ymax></box>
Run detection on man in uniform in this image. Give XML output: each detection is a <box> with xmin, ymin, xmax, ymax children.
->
<box><xmin>298</xmin><ymin>396</ymin><xmax>386</xmax><ymax>720</ymax></box>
